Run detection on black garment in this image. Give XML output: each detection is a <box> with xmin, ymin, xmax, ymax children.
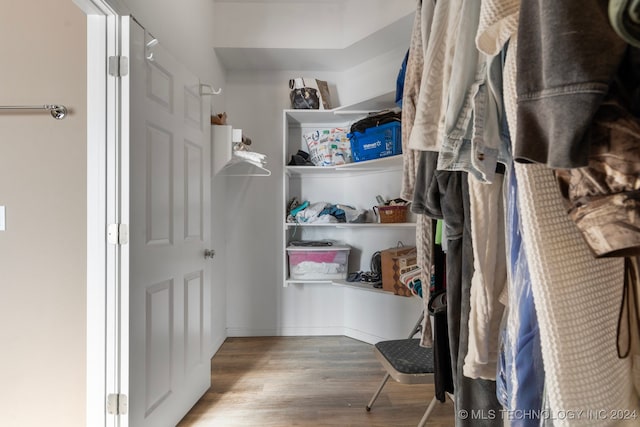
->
<box><xmin>411</xmin><ymin>151</ymin><xmax>441</xmax><ymax>217</ymax></box>
<box><xmin>420</xmin><ymin>160</ymin><xmax>502</xmax><ymax>427</ymax></box>
<box><xmin>431</xmin><ymin>226</ymin><xmax>454</xmax><ymax>402</ymax></box>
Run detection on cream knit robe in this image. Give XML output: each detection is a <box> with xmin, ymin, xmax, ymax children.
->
<box><xmin>402</xmin><ymin>0</ymin><xmax>435</xmax><ymax>347</ymax></box>
<box><xmin>505</xmin><ymin>22</ymin><xmax>640</xmax><ymax>427</ymax></box>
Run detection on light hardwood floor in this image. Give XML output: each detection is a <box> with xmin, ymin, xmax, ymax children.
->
<box><xmin>178</xmin><ymin>336</ymin><xmax>455</xmax><ymax>427</ymax></box>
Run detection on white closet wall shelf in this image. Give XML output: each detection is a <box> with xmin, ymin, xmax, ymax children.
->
<box><xmin>286</xmin><ymin>155</ymin><xmax>402</xmax><ymax>177</ymax></box>
<box><xmin>284</xmin><ymin>222</ymin><xmax>416</xmax><ymax>229</ymax></box>
<box><xmin>212</xmin><ymin>125</ymin><xmax>271</xmax><ymax>177</ymax></box>
<box><xmin>284</xmin><ymin>90</ymin><xmax>397</xmax><ymax>125</ymax></box>
<box><xmin>284</xmin><ymin>278</ymin><xmax>396</xmax><ymax>295</ymax></box>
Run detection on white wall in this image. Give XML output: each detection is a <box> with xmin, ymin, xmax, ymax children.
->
<box><xmin>123</xmin><ymin>0</ymin><xmax>226</xmax><ymax>87</ymax></box>
<box><xmin>222</xmin><ymin>44</ymin><xmax>411</xmax><ymax>337</ymax></box>
<box><xmin>0</xmin><ymin>1</ymin><xmax>231</xmax><ymax>425</ymax></box>
<box><xmin>342</xmin><ymin>0</ymin><xmax>416</xmax><ymax>42</ymax></box>
<box><xmin>221</xmin><ymin>70</ymin><xmax>340</xmax><ymax>335</ymax></box>
<box><xmin>0</xmin><ymin>2</ymin><xmax>87</xmax><ymax>426</ymax></box>
<box><xmin>336</xmin><ymin>46</ymin><xmax>408</xmax><ymax>106</ymax></box>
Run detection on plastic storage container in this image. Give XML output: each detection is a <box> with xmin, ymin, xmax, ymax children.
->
<box><xmin>347</xmin><ymin>121</ymin><xmax>401</xmax><ymax>162</ymax></box>
<box><xmin>287</xmin><ymin>245</ymin><xmax>351</xmax><ymax>280</ymax></box>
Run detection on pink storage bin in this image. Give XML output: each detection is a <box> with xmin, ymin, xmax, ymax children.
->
<box><xmin>286</xmin><ymin>245</ymin><xmax>351</xmax><ymax>280</ymax></box>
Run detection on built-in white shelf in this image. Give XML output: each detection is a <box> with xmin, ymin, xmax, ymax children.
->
<box><xmin>284</xmin><ymin>92</ymin><xmax>398</xmax><ymax>127</ymax></box>
<box><xmin>212</xmin><ymin>125</ymin><xmax>271</xmax><ymax>177</ymax></box>
<box><xmin>282</xmin><ymin>89</ymin><xmax>416</xmax><ymax>298</ymax></box>
<box><xmin>284</xmin><ymin>222</ymin><xmax>415</xmax><ymax>229</ymax></box>
<box><xmin>284</xmin><ymin>278</ymin><xmax>396</xmax><ymax>295</ymax></box>
<box><xmin>286</xmin><ymin>155</ymin><xmax>402</xmax><ymax>177</ymax></box>
<box><xmin>331</xmin><ymin>279</ymin><xmax>396</xmax><ymax>294</ymax></box>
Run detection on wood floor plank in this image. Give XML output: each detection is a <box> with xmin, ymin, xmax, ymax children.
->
<box><xmin>178</xmin><ymin>336</ymin><xmax>455</xmax><ymax>426</ymax></box>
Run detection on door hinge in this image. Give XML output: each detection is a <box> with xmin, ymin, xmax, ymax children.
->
<box><xmin>108</xmin><ymin>55</ymin><xmax>129</xmax><ymax>77</ymax></box>
<box><xmin>107</xmin><ymin>223</ymin><xmax>129</xmax><ymax>245</ymax></box>
<box><xmin>107</xmin><ymin>393</ymin><xmax>128</xmax><ymax>415</ymax></box>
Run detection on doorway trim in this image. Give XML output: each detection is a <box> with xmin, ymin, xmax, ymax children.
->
<box><xmin>73</xmin><ymin>1</ymin><xmax>130</xmax><ymax>425</ymax></box>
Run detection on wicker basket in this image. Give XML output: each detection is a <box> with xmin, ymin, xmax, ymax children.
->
<box><xmin>374</xmin><ymin>205</ymin><xmax>408</xmax><ymax>223</ymax></box>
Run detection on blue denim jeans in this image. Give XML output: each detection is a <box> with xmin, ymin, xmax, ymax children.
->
<box><xmin>437</xmin><ymin>1</ymin><xmax>510</xmax><ymax>184</ymax></box>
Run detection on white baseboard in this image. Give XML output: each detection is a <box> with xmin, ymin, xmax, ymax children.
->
<box><xmin>224</xmin><ymin>326</ymin><xmax>386</xmax><ymax>345</ymax></box>
<box><xmin>209</xmin><ymin>332</ymin><xmax>227</xmax><ymax>358</ymax></box>
<box><xmin>226</xmin><ymin>326</ymin><xmax>344</xmax><ymax>338</ymax></box>
<box><xmin>341</xmin><ymin>327</ymin><xmax>386</xmax><ymax>345</ymax></box>
<box><xmin>225</xmin><ymin>327</ymin><xmax>279</xmax><ymax>337</ymax></box>
<box><xmin>277</xmin><ymin>326</ymin><xmax>345</xmax><ymax>337</ymax></box>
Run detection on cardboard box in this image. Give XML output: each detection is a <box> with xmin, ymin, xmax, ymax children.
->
<box><xmin>381</xmin><ymin>245</ymin><xmax>416</xmax><ymax>296</ymax></box>
<box><xmin>395</xmin><ymin>253</ymin><xmax>417</xmax><ymax>271</ymax></box>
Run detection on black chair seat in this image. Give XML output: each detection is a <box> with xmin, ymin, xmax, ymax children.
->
<box><xmin>374</xmin><ymin>338</ymin><xmax>434</xmax><ymax>375</ymax></box>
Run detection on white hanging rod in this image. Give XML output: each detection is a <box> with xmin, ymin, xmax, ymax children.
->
<box><xmin>0</xmin><ymin>104</ymin><xmax>67</xmax><ymax>120</ymax></box>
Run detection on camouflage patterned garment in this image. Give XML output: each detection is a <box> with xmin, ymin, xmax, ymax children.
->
<box><xmin>555</xmin><ymin>96</ymin><xmax>640</xmax><ymax>258</ymax></box>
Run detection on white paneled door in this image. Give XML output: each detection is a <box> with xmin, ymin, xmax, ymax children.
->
<box><xmin>128</xmin><ymin>18</ymin><xmax>211</xmax><ymax>426</ymax></box>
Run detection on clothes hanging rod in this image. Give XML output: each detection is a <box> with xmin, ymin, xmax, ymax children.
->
<box><xmin>0</xmin><ymin>104</ymin><xmax>67</xmax><ymax>120</ymax></box>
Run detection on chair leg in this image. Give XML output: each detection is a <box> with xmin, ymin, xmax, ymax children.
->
<box><xmin>365</xmin><ymin>373</ymin><xmax>391</xmax><ymax>411</ymax></box>
<box><xmin>417</xmin><ymin>396</ymin><xmax>438</xmax><ymax>427</ymax></box>
<box><xmin>407</xmin><ymin>311</ymin><xmax>424</xmax><ymax>338</ymax></box>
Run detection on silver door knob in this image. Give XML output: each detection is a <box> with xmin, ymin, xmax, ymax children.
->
<box><xmin>204</xmin><ymin>249</ymin><xmax>216</xmax><ymax>259</ymax></box>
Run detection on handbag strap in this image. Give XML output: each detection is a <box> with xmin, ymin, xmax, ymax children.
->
<box><xmin>289</xmin><ymin>78</ymin><xmax>307</xmax><ymax>90</ymax></box>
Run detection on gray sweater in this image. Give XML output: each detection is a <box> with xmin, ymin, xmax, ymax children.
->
<box><xmin>515</xmin><ymin>0</ymin><xmax>627</xmax><ymax>168</ymax></box>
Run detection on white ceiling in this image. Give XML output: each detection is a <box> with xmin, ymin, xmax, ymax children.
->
<box><xmin>214</xmin><ymin>7</ymin><xmax>414</xmax><ymax>71</ymax></box>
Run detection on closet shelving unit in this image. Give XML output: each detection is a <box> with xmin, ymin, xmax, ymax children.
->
<box><xmin>282</xmin><ymin>91</ymin><xmax>417</xmax><ymax>292</ymax></box>
<box><xmin>212</xmin><ymin>125</ymin><xmax>271</xmax><ymax>176</ymax></box>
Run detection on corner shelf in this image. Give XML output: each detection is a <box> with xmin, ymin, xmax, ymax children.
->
<box><xmin>284</xmin><ymin>278</ymin><xmax>396</xmax><ymax>295</ymax></box>
<box><xmin>286</xmin><ymin>155</ymin><xmax>402</xmax><ymax>177</ymax></box>
<box><xmin>278</xmin><ymin>85</ymin><xmax>423</xmax><ymax>344</ymax></box>
<box><xmin>212</xmin><ymin>125</ymin><xmax>271</xmax><ymax>177</ymax></box>
<box><xmin>284</xmin><ymin>222</ymin><xmax>415</xmax><ymax>229</ymax></box>
<box><xmin>283</xmin><ymin>91</ymin><xmax>397</xmax><ymax>127</ymax></box>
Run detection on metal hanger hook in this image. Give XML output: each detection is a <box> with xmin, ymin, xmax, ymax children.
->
<box><xmin>145</xmin><ymin>38</ymin><xmax>158</xmax><ymax>61</ymax></box>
